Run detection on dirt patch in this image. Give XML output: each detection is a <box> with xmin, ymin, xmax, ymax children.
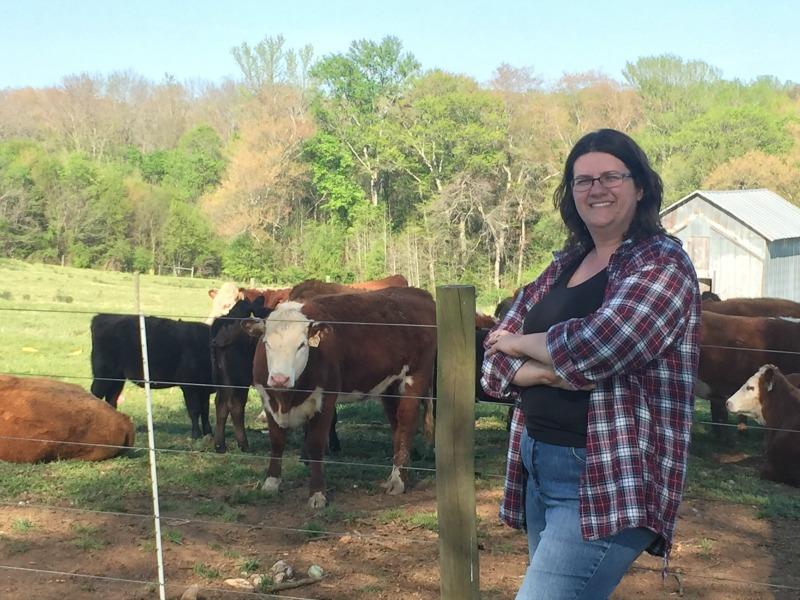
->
<box><xmin>1</xmin><ymin>482</ymin><xmax>798</xmax><ymax>599</ymax></box>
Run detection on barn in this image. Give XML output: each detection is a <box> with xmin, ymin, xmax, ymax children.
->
<box><xmin>660</xmin><ymin>189</ymin><xmax>800</xmax><ymax>301</ymax></box>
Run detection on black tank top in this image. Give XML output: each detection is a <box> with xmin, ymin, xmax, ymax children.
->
<box><xmin>520</xmin><ymin>260</ymin><xmax>607</xmax><ymax>447</ymax></box>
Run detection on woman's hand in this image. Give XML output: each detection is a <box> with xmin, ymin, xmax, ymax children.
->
<box><xmin>485</xmin><ymin>329</ymin><xmax>525</xmax><ymax>357</ymax></box>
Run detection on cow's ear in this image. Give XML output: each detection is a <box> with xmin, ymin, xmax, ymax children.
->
<box><xmin>241</xmin><ymin>318</ymin><xmax>266</xmax><ymax>338</ymax></box>
<box><xmin>764</xmin><ymin>366</ymin><xmax>776</xmax><ymax>392</ymax></box>
<box><xmin>251</xmin><ymin>296</ymin><xmax>270</xmax><ymax>318</ymax></box>
<box><xmin>208</xmin><ymin>289</ymin><xmax>218</xmax><ymax>299</ymax></box>
<box><xmin>308</xmin><ymin>322</ymin><xmax>331</xmax><ymax>348</ymax></box>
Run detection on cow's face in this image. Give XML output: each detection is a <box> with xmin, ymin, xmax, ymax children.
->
<box><xmin>726</xmin><ymin>365</ymin><xmax>775</xmax><ymax>425</ymax></box>
<box><xmin>262</xmin><ymin>302</ymin><xmax>328</xmax><ymax>388</ymax></box>
<box><xmin>206</xmin><ymin>282</ymin><xmax>243</xmax><ymax>325</ymax></box>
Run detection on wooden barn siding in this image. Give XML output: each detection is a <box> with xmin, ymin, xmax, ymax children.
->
<box><xmin>765</xmin><ymin>239</ymin><xmax>800</xmax><ymax>301</ymax></box>
<box><xmin>663</xmin><ymin>198</ymin><xmax>766</xmax><ymax>298</ymax></box>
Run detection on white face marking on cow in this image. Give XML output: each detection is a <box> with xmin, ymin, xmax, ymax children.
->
<box><xmin>263</xmin><ymin>302</ymin><xmax>313</xmax><ymax>388</ymax></box>
<box><xmin>726</xmin><ymin>366</ymin><xmax>768</xmax><ymax>425</ymax></box>
<box><xmin>206</xmin><ymin>282</ymin><xmax>241</xmax><ymax>324</ymax></box>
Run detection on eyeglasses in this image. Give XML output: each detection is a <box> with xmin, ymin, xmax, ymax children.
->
<box><xmin>571</xmin><ymin>171</ymin><xmax>632</xmax><ymax>192</ymax></box>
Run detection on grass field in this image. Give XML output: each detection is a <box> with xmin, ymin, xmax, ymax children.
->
<box><xmin>0</xmin><ymin>258</ymin><xmax>798</xmax><ymax>598</ymax></box>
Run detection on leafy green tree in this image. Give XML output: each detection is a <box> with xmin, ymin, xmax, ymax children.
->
<box><xmin>160</xmin><ymin>201</ymin><xmax>218</xmax><ymax>272</ymax></box>
<box><xmin>302</xmin><ymin>132</ymin><xmax>368</xmax><ymax>223</ymax></box>
<box><xmin>161</xmin><ymin>125</ymin><xmax>226</xmax><ymax>201</ymax></box>
<box><xmin>310</xmin><ymin>36</ymin><xmax>421</xmax><ymax>208</ymax></box>
<box><xmin>0</xmin><ymin>140</ymin><xmax>57</xmax><ymax>258</ymax></box>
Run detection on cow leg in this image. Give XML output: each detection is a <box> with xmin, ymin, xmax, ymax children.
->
<box><xmin>381</xmin><ymin>393</ymin><xmax>420</xmax><ymax>495</ymax></box>
<box><xmin>328</xmin><ymin>407</ymin><xmax>341</xmax><ymax>454</ymax></box>
<box><xmin>229</xmin><ymin>390</ymin><xmax>249</xmax><ymax>452</ymax></box>
<box><xmin>262</xmin><ymin>412</ymin><xmax>286</xmax><ymax>494</ymax></box>
<box><xmin>304</xmin><ymin>395</ymin><xmax>337</xmax><ymax>509</ymax></box>
<box><xmin>213</xmin><ymin>390</ymin><xmax>231</xmax><ymax>453</ymax></box>
<box><xmin>200</xmin><ymin>392</ymin><xmax>212</xmax><ymax>436</ymax></box>
<box><xmin>91</xmin><ymin>378</ymin><xmax>124</xmax><ymax>409</ymax></box>
<box><xmin>709</xmin><ymin>397</ymin><xmax>730</xmax><ymax>437</ymax></box>
<box><xmin>182</xmin><ymin>388</ymin><xmax>209</xmax><ymax>440</ymax></box>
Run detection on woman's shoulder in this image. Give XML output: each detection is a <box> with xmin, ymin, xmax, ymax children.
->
<box><xmin>616</xmin><ymin>234</ymin><xmax>696</xmax><ymax>273</ymax></box>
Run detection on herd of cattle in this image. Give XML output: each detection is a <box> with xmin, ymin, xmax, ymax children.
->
<box><xmin>2</xmin><ymin>277</ymin><xmax>799</xmax><ymax>506</ymax></box>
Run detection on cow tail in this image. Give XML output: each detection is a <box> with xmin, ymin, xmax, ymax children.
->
<box><xmin>422</xmin><ymin>398</ymin><xmax>434</xmax><ymax>444</ymax></box>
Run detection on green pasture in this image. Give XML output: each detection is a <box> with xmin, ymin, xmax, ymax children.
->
<box><xmin>0</xmin><ymin>257</ymin><xmax>797</xmax><ymax>539</ymax></box>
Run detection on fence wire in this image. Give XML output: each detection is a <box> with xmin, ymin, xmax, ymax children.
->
<box><xmin>2</xmin><ymin>301</ymin><xmax>800</xmax><ymax>597</ymax></box>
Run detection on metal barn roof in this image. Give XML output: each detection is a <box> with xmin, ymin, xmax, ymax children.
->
<box><xmin>663</xmin><ymin>189</ymin><xmax>800</xmax><ymax>242</ymax></box>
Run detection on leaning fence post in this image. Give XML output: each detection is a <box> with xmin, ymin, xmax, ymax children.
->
<box><xmin>435</xmin><ymin>285</ymin><xmax>480</xmax><ymax>599</ymax></box>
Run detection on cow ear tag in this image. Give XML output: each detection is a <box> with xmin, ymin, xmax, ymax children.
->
<box><xmin>308</xmin><ymin>332</ymin><xmax>321</xmax><ymax>348</ymax></box>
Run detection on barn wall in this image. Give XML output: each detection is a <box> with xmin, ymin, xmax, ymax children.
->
<box><xmin>765</xmin><ymin>239</ymin><xmax>800</xmax><ymax>301</ymax></box>
<box><xmin>663</xmin><ymin>198</ymin><xmax>766</xmax><ymax>298</ymax></box>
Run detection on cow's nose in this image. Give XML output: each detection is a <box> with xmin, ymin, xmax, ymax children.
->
<box><xmin>726</xmin><ymin>399</ymin><xmax>733</xmax><ymax>412</ymax></box>
<box><xmin>270</xmin><ymin>374</ymin><xmax>290</xmax><ymax>388</ymax></box>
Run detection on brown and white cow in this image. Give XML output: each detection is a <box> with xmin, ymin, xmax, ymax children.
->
<box><xmin>726</xmin><ymin>365</ymin><xmax>800</xmax><ymax>486</ymax></box>
<box><xmin>702</xmin><ymin>296</ymin><xmax>800</xmax><ymax>318</ymax></box>
<box><xmin>245</xmin><ymin>286</ymin><xmax>436</xmax><ymax>508</ymax></box>
<box><xmin>207</xmin><ymin>275</ymin><xmax>409</xmax><ymax>325</ymax></box>
<box><xmin>206</xmin><ymin>284</ymin><xmax>291</xmax><ymax>325</ymax></box>
<box><xmin>0</xmin><ymin>375</ymin><xmax>135</xmax><ymax>463</ymax></box>
<box><xmin>697</xmin><ymin>312</ymin><xmax>800</xmax><ymax>428</ymax></box>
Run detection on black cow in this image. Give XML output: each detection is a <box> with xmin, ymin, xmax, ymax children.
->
<box><xmin>89</xmin><ymin>314</ymin><xmax>213</xmax><ymax>439</ymax></box>
<box><xmin>210</xmin><ymin>296</ymin><xmax>269</xmax><ymax>453</ymax></box>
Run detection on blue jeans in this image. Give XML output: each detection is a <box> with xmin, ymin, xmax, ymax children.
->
<box><xmin>516</xmin><ymin>431</ymin><xmax>657</xmax><ymax>600</ymax></box>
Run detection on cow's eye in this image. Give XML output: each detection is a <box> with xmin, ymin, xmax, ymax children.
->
<box><xmin>298</xmin><ymin>341</ymin><xmax>307</xmax><ymax>350</ymax></box>
<box><xmin>747</xmin><ymin>385</ymin><xmax>754</xmax><ymax>391</ymax></box>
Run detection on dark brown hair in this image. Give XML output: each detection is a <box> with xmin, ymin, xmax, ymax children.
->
<box><xmin>553</xmin><ymin>128</ymin><xmax>665</xmax><ymax>250</ymax></box>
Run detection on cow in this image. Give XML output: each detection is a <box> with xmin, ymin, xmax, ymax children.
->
<box><xmin>206</xmin><ymin>284</ymin><xmax>291</xmax><ymax>324</ymax></box>
<box><xmin>0</xmin><ymin>375</ymin><xmax>134</xmax><ymax>462</ymax></box>
<box><xmin>726</xmin><ymin>365</ymin><xmax>800</xmax><ymax>486</ymax></box>
<box><xmin>244</xmin><ymin>286</ymin><xmax>436</xmax><ymax>509</ymax></box>
<box><xmin>702</xmin><ymin>296</ymin><xmax>800</xmax><ymax>318</ymax></box>
<box><xmin>210</xmin><ymin>296</ymin><xmax>271</xmax><ymax>453</ymax></box>
<box><xmin>90</xmin><ymin>314</ymin><xmax>213</xmax><ymax>439</ymax></box>
<box><xmin>287</xmin><ymin>275</ymin><xmax>409</xmax><ymax>302</ymax></box>
<box><xmin>696</xmin><ymin>311</ymin><xmax>800</xmax><ymax>430</ymax></box>
<box><xmin>207</xmin><ymin>275</ymin><xmax>409</xmax><ymax>325</ymax></box>
<box><xmin>700</xmin><ymin>291</ymin><xmax>721</xmax><ymax>302</ymax></box>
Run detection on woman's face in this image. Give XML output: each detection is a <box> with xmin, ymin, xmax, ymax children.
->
<box><xmin>572</xmin><ymin>152</ymin><xmax>643</xmax><ymax>245</ymax></box>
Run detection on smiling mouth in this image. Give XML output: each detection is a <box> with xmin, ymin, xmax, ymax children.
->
<box><xmin>589</xmin><ymin>201</ymin><xmax>614</xmax><ymax>208</ymax></box>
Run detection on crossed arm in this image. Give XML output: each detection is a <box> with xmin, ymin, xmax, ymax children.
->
<box><xmin>485</xmin><ymin>330</ymin><xmax>587</xmax><ymax>390</ymax></box>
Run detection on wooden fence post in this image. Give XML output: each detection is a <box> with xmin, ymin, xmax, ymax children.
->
<box><xmin>435</xmin><ymin>285</ymin><xmax>480</xmax><ymax>599</ymax></box>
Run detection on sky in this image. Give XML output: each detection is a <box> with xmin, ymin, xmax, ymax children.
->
<box><xmin>1</xmin><ymin>0</ymin><xmax>798</xmax><ymax>90</ymax></box>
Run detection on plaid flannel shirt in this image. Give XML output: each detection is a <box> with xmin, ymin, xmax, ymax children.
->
<box><xmin>481</xmin><ymin>234</ymin><xmax>700</xmax><ymax>556</ymax></box>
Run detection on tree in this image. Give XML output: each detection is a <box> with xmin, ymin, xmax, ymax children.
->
<box><xmin>310</xmin><ymin>36</ymin><xmax>421</xmax><ymax>207</ymax></box>
<box><xmin>232</xmin><ymin>34</ymin><xmax>314</xmax><ymax>93</ymax></box>
<box><xmin>201</xmin><ymin>85</ymin><xmax>313</xmax><ymax>240</ymax></box>
<box><xmin>160</xmin><ymin>201</ymin><xmax>217</xmax><ymax>271</ymax></box>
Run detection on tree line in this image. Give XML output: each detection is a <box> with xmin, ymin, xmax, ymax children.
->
<box><xmin>1</xmin><ymin>35</ymin><xmax>798</xmax><ymax>301</ymax></box>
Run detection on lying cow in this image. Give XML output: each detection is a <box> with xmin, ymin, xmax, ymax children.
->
<box><xmin>90</xmin><ymin>314</ymin><xmax>213</xmax><ymax>439</ymax></box>
<box><xmin>726</xmin><ymin>365</ymin><xmax>800</xmax><ymax>486</ymax></box>
<box><xmin>245</xmin><ymin>286</ymin><xmax>436</xmax><ymax>508</ymax></box>
<box><xmin>697</xmin><ymin>311</ymin><xmax>800</xmax><ymax>429</ymax></box>
<box><xmin>0</xmin><ymin>375</ymin><xmax>134</xmax><ymax>462</ymax></box>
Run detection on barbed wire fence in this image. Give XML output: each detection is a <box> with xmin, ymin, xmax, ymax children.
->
<box><xmin>0</xmin><ymin>285</ymin><xmax>799</xmax><ymax>598</ymax></box>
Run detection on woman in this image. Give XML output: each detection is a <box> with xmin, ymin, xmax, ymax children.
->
<box><xmin>482</xmin><ymin>128</ymin><xmax>700</xmax><ymax>599</ymax></box>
